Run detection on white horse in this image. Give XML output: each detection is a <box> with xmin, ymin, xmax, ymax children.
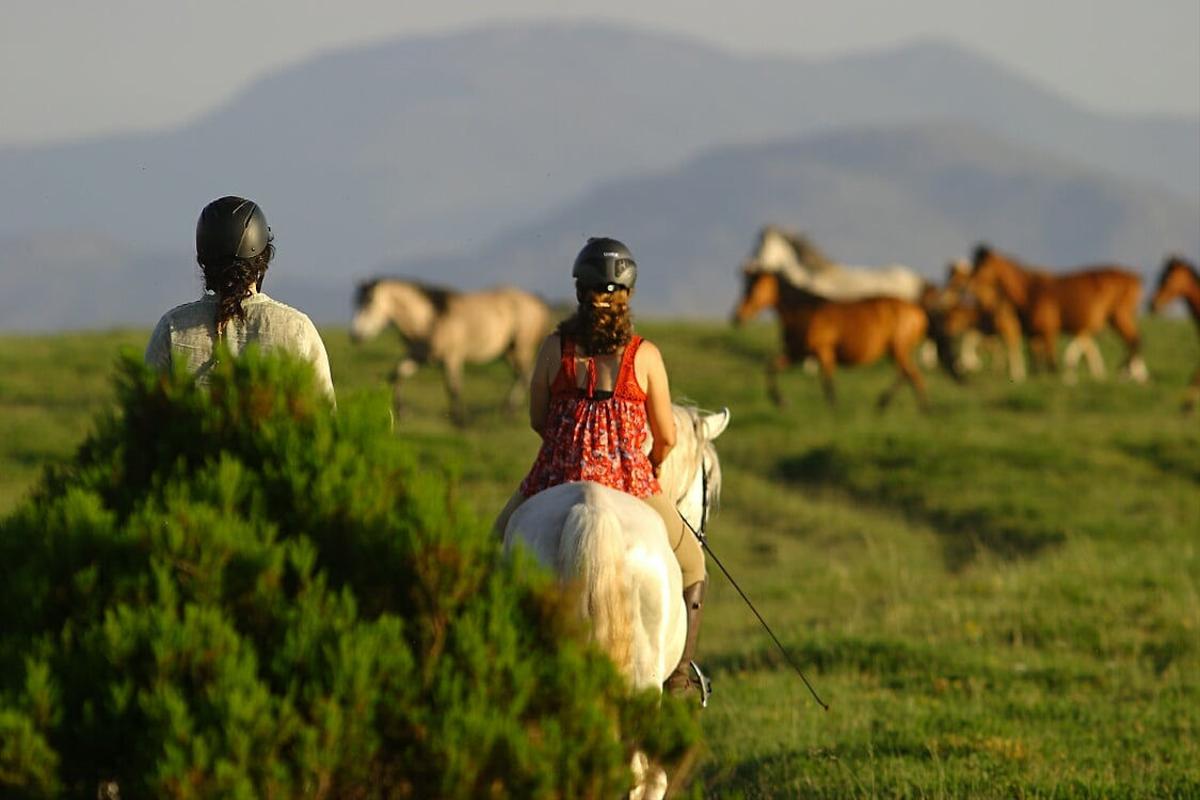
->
<box><xmin>743</xmin><ymin>225</ymin><xmax>927</xmax><ymax>303</ymax></box>
<box><xmin>503</xmin><ymin>404</ymin><xmax>729</xmax><ymax>800</ymax></box>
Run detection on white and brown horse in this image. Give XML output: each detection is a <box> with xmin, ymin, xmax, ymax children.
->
<box><xmin>351</xmin><ymin>278</ymin><xmax>551</xmax><ymax>422</ymax></box>
<box><xmin>1149</xmin><ymin>255</ymin><xmax>1200</xmax><ymax>411</ymax></box>
<box><xmin>504</xmin><ymin>405</ymin><xmax>729</xmax><ymax>800</ymax></box>
<box><xmin>969</xmin><ymin>245</ymin><xmax>1148</xmax><ymax>383</ymax></box>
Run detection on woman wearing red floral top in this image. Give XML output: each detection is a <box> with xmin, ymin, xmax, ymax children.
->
<box><xmin>494</xmin><ymin>237</ymin><xmax>707</xmax><ymax>697</ymax></box>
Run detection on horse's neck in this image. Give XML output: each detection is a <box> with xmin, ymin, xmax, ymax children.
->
<box><xmin>1181</xmin><ymin>271</ymin><xmax>1200</xmax><ymax>320</ymax></box>
<box><xmin>389</xmin><ymin>287</ymin><xmax>438</xmax><ymax>339</ymax></box>
<box><xmin>994</xmin><ymin>259</ymin><xmax>1035</xmax><ymax>308</ymax></box>
<box><xmin>657</xmin><ymin>412</ymin><xmax>697</xmax><ymax>501</ymax></box>
<box><xmin>778</xmin><ymin>280</ymin><xmax>824</xmax><ymax>310</ymax></box>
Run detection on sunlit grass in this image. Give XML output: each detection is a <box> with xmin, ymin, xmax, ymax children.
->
<box><xmin>1</xmin><ymin>317</ymin><xmax>1197</xmax><ymax>797</ymax></box>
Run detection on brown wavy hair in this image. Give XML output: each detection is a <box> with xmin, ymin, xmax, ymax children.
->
<box><xmin>556</xmin><ymin>286</ymin><xmax>633</xmax><ymax>355</ymax></box>
<box><xmin>199</xmin><ymin>245</ymin><xmax>275</xmax><ymax>335</ymax></box>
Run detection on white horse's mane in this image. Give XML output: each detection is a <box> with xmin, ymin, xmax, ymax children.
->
<box><xmin>658</xmin><ymin>404</ymin><xmax>722</xmax><ymax>515</ymax></box>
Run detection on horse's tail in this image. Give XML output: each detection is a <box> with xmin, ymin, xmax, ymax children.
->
<box><xmin>559</xmin><ymin>501</ymin><xmax>633</xmax><ymax>677</ymax></box>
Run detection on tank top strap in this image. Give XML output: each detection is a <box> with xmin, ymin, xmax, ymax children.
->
<box><xmin>549</xmin><ymin>334</ymin><xmax>578</xmax><ymax>395</ymax></box>
<box><xmin>560</xmin><ymin>335</ymin><xmax>577</xmax><ymax>381</ymax></box>
<box><xmin>616</xmin><ymin>335</ymin><xmax>645</xmax><ymax>396</ymax></box>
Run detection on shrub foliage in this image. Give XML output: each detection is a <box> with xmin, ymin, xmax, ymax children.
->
<box><xmin>0</xmin><ymin>350</ymin><xmax>695</xmax><ymax>799</ymax></box>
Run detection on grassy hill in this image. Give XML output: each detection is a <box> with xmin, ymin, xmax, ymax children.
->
<box><xmin>1</xmin><ymin>319</ymin><xmax>1197</xmax><ymax>797</ymax></box>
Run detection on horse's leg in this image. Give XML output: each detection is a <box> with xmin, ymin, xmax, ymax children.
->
<box><xmin>441</xmin><ymin>357</ymin><xmax>467</xmax><ymax>425</ymax></box>
<box><xmin>502</xmin><ymin>351</ymin><xmax>526</xmax><ymax>415</ymax></box>
<box><xmin>391</xmin><ymin>358</ymin><xmax>419</xmax><ymax>416</ymax></box>
<box><xmin>881</xmin><ymin>348</ymin><xmax>928</xmax><ymax>412</ymax></box>
<box><xmin>1038</xmin><ymin>328</ymin><xmax>1061</xmax><ymax>380</ymax></box>
<box><xmin>505</xmin><ymin>334</ymin><xmax>540</xmax><ymax>414</ymax></box>
<box><xmin>1062</xmin><ymin>335</ymin><xmax>1086</xmax><ymax>385</ymax></box>
<box><xmin>876</xmin><ymin>373</ymin><xmax>904</xmax><ymax>411</ymax></box>
<box><xmin>918</xmin><ymin>339</ymin><xmax>938</xmax><ymax>370</ymax></box>
<box><xmin>1110</xmin><ymin>306</ymin><xmax>1148</xmax><ymax>383</ymax></box>
<box><xmin>629</xmin><ymin>750</ymin><xmax>667</xmax><ymax>800</ymax></box>
<box><xmin>1183</xmin><ymin>365</ymin><xmax>1200</xmax><ymax>414</ymax></box>
<box><xmin>1006</xmin><ymin>335</ymin><xmax>1026</xmax><ymax>382</ymax></box>
<box><xmin>1082</xmin><ymin>336</ymin><xmax>1107</xmax><ymax>380</ymax></box>
<box><xmin>814</xmin><ymin>349</ymin><xmax>837</xmax><ymax>407</ymax></box>
<box><xmin>766</xmin><ymin>353</ymin><xmax>791</xmax><ymax>407</ymax></box>
<box><xmin>1026</xmin><ymin>337</ymin><xmax>1044</xmax><ymax>374</ymax></box>
<box><xmin>960</xmin><ymin>329</ymin><xmax>983</xmax><ymax>373</ymax></box>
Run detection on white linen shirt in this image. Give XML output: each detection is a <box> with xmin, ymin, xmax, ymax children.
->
<box><xmin>144</xmin><ymin>291</ymin><xmax>335</xmax><ymax>402</ymax></box>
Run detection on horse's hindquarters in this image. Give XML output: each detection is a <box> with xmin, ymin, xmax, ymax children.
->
<box><xmin>506</xmin><ymin>482</ymin><xmax>686</xmax><ymax>691</ymax></box>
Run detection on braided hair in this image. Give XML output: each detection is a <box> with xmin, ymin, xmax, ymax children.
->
<box><xmin>199</xmin><ymin>245</ymin><xmax>274</xmax><ymax>336</ymax></box>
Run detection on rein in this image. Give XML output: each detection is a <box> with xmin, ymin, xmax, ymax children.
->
<box><xmin>677</xmin><ymin>443</ymin><xmax>829</xmax><ymax>711</ymax></box>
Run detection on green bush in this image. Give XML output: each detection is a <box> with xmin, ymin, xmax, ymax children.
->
<box><xmin>0</xmin><ymin>349</ymin><xmax>696</xmax><ymax>799</ymax></box>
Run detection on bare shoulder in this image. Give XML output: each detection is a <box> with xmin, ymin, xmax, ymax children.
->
<box><xmin>538</xmin><ymin>332</ymin><xmax>562</xmax><ymax>361</ymax></box>
<box><xmin>634</xmin><ymin>337</ymin><xmax>664</xmax><ymax>365</ymax></box>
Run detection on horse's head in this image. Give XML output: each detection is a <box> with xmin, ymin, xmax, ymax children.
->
<box><xmin>658</xmin><ymin>406</ymin><xmax>729</xmax><ymax>537</ymax></box>
<box><xmin>732</xmin><ymin>268</ymin><xmax>780</xmax><ymax>326</ymax></box>
<box><xmin>968</xmin><ymin>243</ymin><xmax>1006</xmax><ymax>290</ymax></box>
<box><xmin>350</xmin><ymin>280</ymin><xmax>391</xmax><ymax>343</ymax></box>
<box><xmin>746</xmin><ymin>225</ymin><xmax>811</xmax><ymax>273</ymax></box>
<box><xmin>1149</xmin><ymin>255</ymin><xmax>1196</xmax><ymax>313</ymax></box>
<box><xmin>351</xmin><ymin>278</ymin><xmax>445</xmax><ymax>342</ymax></box>
<box><xmin>946</xmin><ymin>258</ymin><xmax>972</xmax><ymax>289</ymax></box>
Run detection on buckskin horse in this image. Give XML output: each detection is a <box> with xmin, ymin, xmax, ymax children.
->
<box><xmin>351</xmin><ymin>278</ymin><xmax>551</xmax><ymax>423</ymax></box>
<box><xmin>1149</xmin><ymin>255</ymin><xmax>1200</xmax><ymax>411</ymax></box>
<box><xmin>969</xmin><ymin>245</ymin><xmax>1148</xmax><ymax>383</ymax></box>
<box><xmin>733</xmin><ymin>266</ymin><xmax>929</xmax><ymax>409</ymax></box>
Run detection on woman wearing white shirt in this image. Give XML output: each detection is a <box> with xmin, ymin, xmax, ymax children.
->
<box><xmin>145</xmin><ymin>196</ymin><xmax>335</xmax><ymax>401</ymax></box>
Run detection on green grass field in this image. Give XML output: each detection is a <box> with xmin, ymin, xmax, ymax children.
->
<box><xmin>1</xmin><ymin>318</ymin><xmax>1197</xmax><ymax>798</ymax></box>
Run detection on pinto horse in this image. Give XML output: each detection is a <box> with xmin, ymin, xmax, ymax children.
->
<box><xmin>504</xmin><ymin>405</ymin><xmax>729</xmax><ymax>800</ymax></box>
<box><xmin>351</xmin><ymin>278</ymin><xmax>551</xmax><ymax>423</ymax></box>
<box><xmin>742</xmin><ymin>225</ymin><xmax>927</xmax><ymax>302</ymax></box>
<box><xmin>733</xmin><ymin>267</ymin><xmax>929</xmax><ymax>409</ymax></box>
<box><xmin>1149</xmin><ymin>255</ymin><xmax>1200</xmax><ymax>411</ymax></box>
<box><xmin>969</xmin><ymin>245</ymin><xmax>1148</xmax><ymax>383</ymax></box>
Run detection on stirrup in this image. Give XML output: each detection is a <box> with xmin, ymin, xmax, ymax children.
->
<box><xmin>689</xmin><ymin>661</ymin><xmax>712</xmax><ymax>709</ymax></box>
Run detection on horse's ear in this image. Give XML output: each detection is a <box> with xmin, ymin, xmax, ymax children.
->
<box><xmin>972</xmin><ymin>243</ymin><xmax>992</xmax><ymax>266</ymax></box>
<box><xmin>700</xmin><ymin>407</ymin><xmax>731</xmax><ymax>441</ymax></box>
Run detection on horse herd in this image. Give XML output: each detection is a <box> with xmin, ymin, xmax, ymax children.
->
<box><xmin>350</xmin><ymin>226</ymin><xmax>1200</xmax><ymax>418</ymax></box>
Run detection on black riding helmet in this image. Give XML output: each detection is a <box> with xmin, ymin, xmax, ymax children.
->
<box><xmin>572</xmin><ymin>237</ymin><xmax>637</xmax><ymax>292</ymax></box>
<box><xmin>196</xmin><ymin>196</ymin><xmax>273</xmax><ymax>264</ymax></box>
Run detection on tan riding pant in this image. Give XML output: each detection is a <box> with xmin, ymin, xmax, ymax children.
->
<box><xmin>493</xmin><ymin>489</ymin><xmax>706</xmax><ymax>588</ymax></box>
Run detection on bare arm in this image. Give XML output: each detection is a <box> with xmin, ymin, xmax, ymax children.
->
<box><xmin>528</xmin><ymin>334</ymin><xmax>560</xmax><ymax>436</ymax></box>
<box><xmin>638</xmin><ymin>341</ymin><xmax>676</xmax><ymax>473</ymax></box>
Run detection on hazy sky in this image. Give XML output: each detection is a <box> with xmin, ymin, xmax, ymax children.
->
<box><xmin>2</xmin><ymin>0</ymin><xmax>1197</xmax><ymax>147</ymax></box>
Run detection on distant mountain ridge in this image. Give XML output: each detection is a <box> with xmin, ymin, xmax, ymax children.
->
<box><xmin>392</xmin><ymin>123</ymin><xmax>1199</xmax><ymax>317</ymax></box>
<box><xmin>0</xmin><ymin>22</ymin><xmax>1196</xmax><ymax>328</ymax></box>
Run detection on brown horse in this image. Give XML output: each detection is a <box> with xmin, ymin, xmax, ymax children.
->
<box><xmin>934</xmin><ymin>258</ymin><xmax>1026</xmax><ymax>381</ymax></box>
<box><xmin>969</xmin><ymin>245</ymin><xmax>1148</xmax><ymax>383</ymax></box>
<box><xmin>1148</xmin><ymin>255</ymin><xmax>1200</xmax><ymax>411</ymax></box>
<box><xmin>733</xmin><ymin>267</ymin><xmax>928</xmax><ymax>409</ymax></box>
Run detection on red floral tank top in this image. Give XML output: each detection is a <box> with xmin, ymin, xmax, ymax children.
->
<box><xmin>519</xmin><ymin>335</ymin><xmax>661</xmax><ymax>499</ymax></box>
